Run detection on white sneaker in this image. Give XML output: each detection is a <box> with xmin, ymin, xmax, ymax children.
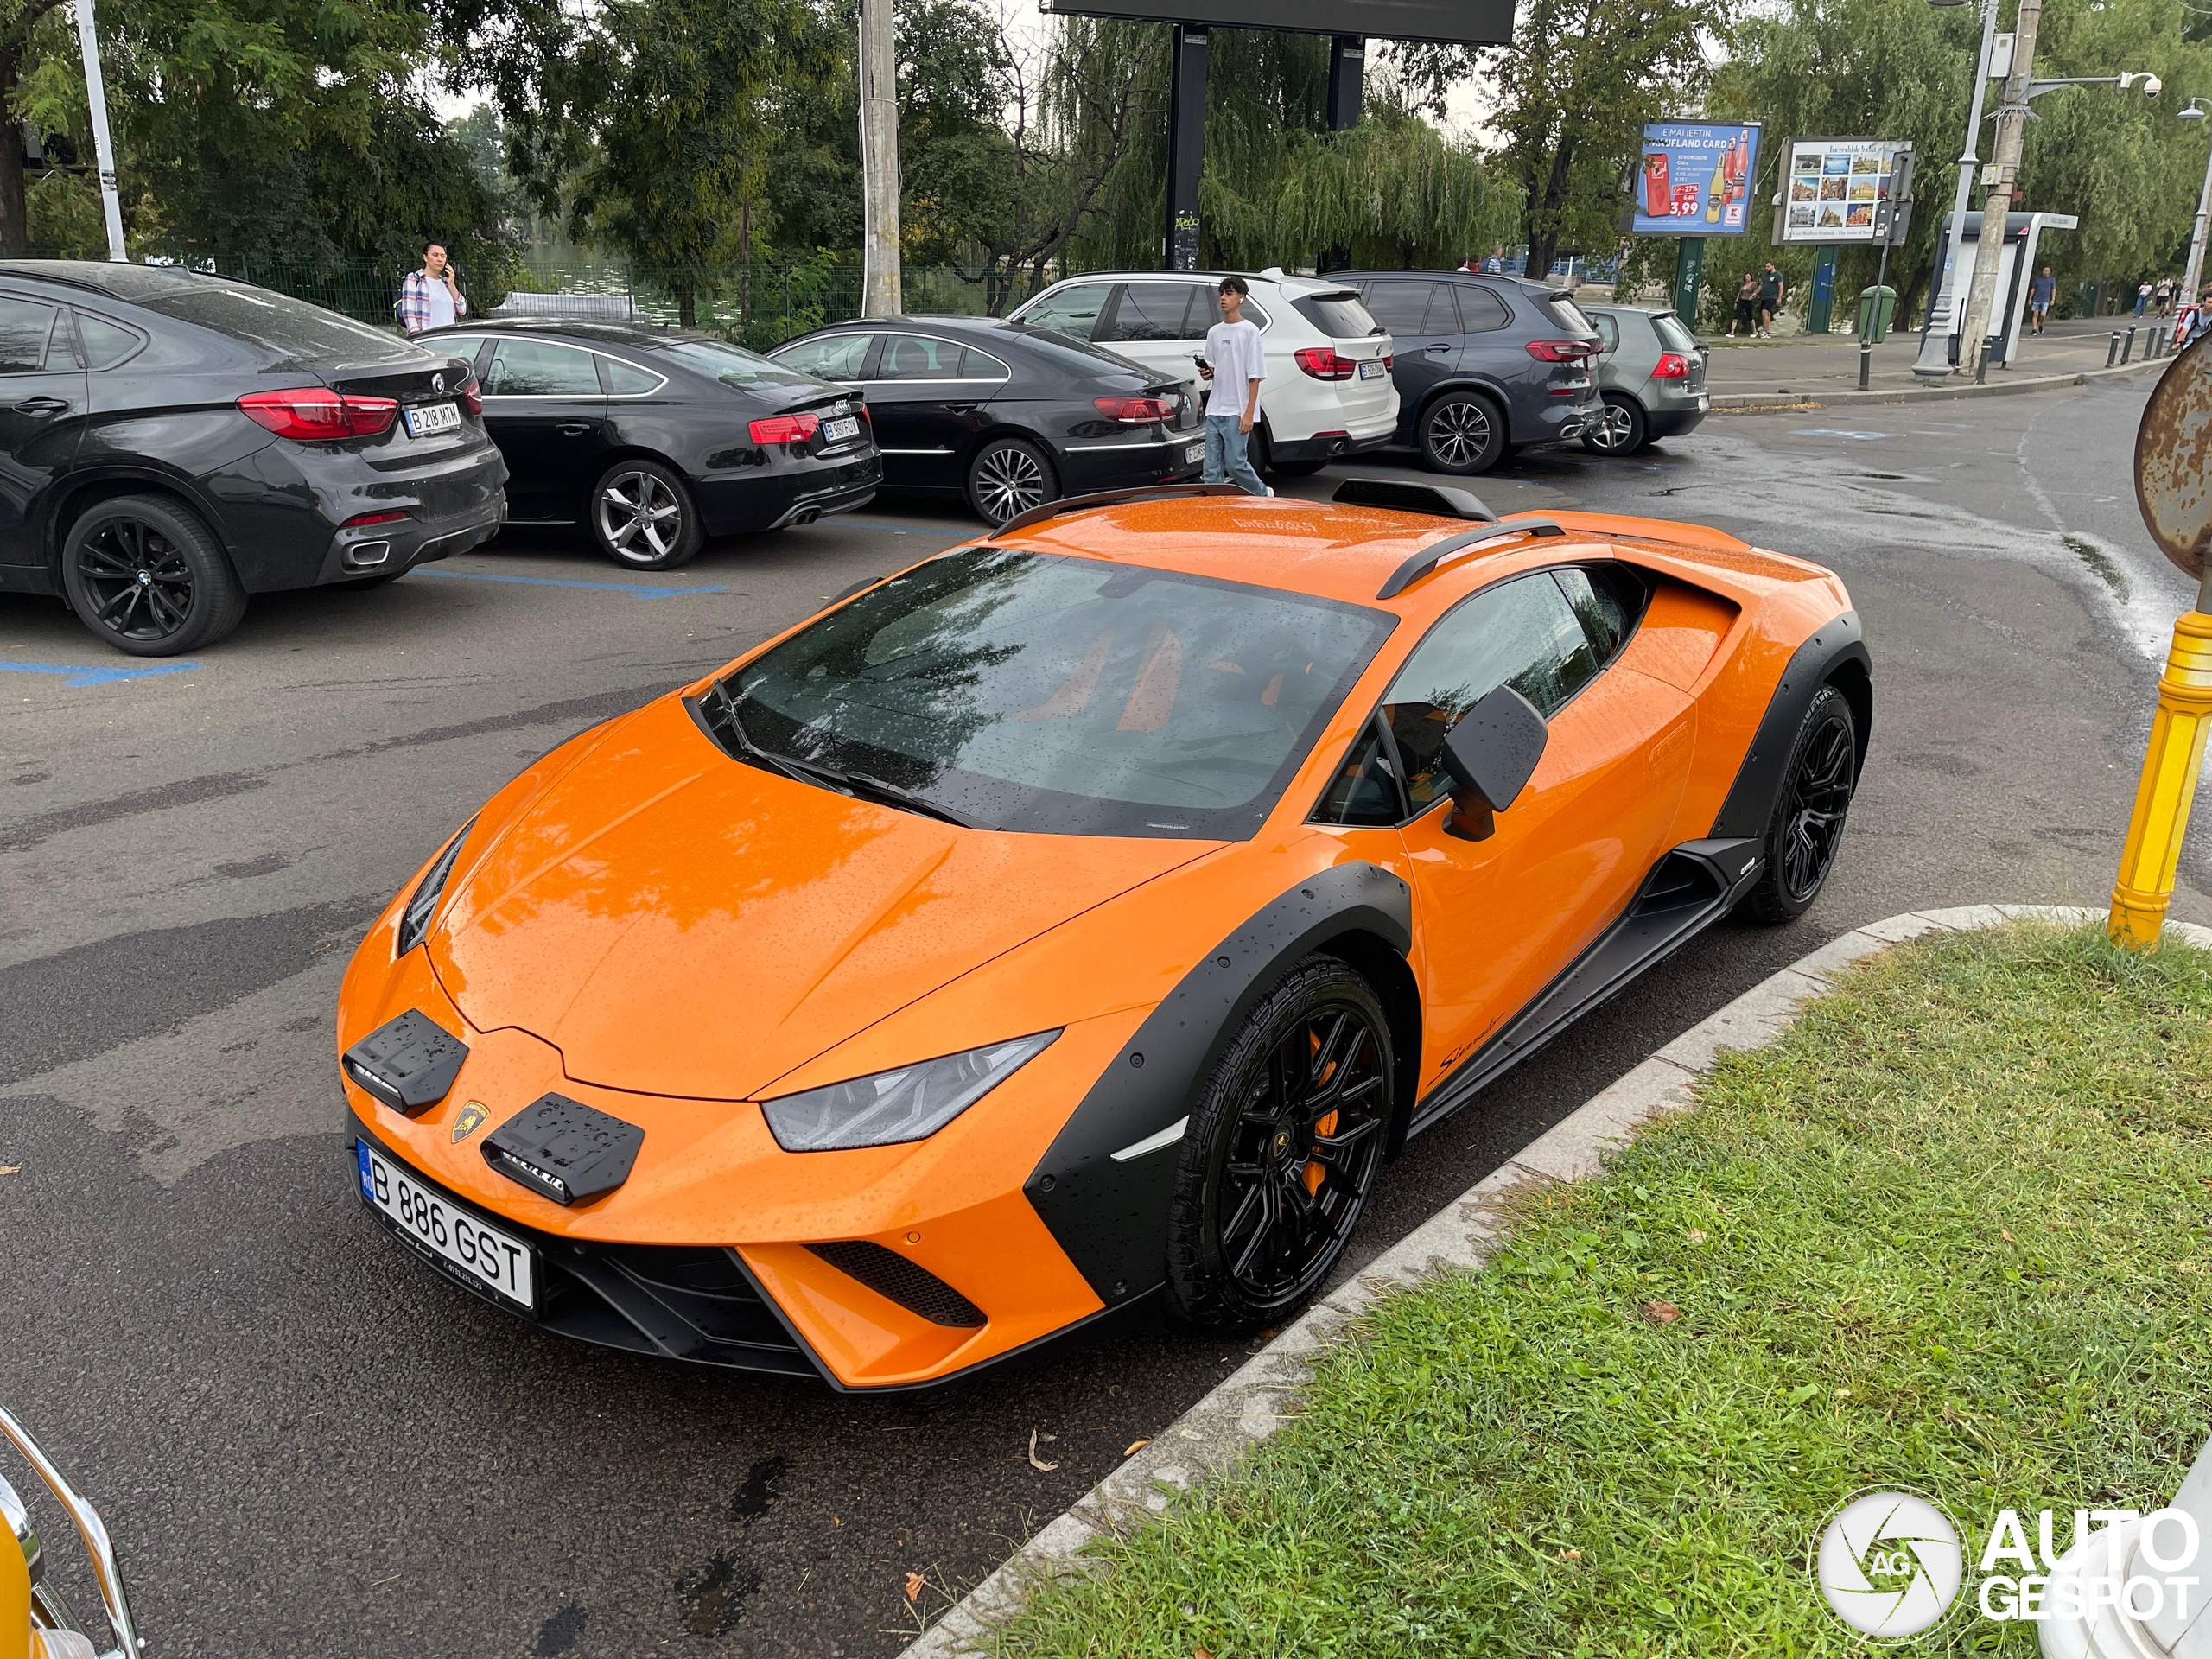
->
<box><xmin>1264</xmin><ymin>486</ymin><xmax>1275</xmax><ymax>497</ymax></box>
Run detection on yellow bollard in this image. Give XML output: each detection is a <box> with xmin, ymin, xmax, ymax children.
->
<box><xmin>2110</xmin><ymin>608</ymin><xmax>2212</xmax><ymax>949</ymax></box>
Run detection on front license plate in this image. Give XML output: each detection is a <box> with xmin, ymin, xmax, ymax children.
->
<box><xmin>822</xmin><ymin>415</ymin><xmax>861</xmax><ymax>443</ymax></box>
<box><xmin>1358</xmin><ymin>359</ymin><xmax>1387</xmax><ymax>379</ymax></box>
<box><xmin>357</xmin><ymin>1141</ymin><xmax>535</xmax><ymax>1310</ymax></box>
<box><xmin>1184</xmin><ymin>442</ymin><xmax>1205</xmax><ymax>463</ymax></box>
<box><xmin>404</xmin><ymin>401</ymin><xmax>461</xmax><ymax>439</ymax></box>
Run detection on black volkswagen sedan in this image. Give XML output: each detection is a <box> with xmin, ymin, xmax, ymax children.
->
<box><xmin>0</xmin><ymin>260</ymin><xmax>504</xmax><ymax>655</ymax></box>
<box><xmin>766</xmin><ymin>315</ymin><xmax>1200</xmax><ymax>525</ymax></box>
<box><xmin>418</xmin><ymin>321</ymin><xmax>880</xmax><ymax>569</ymax></box>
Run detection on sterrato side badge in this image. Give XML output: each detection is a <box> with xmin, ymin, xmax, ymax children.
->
<box><xmin>451</xmin><ymin>1102</ymin><xmax>489</xmax><ymax>1143</ymax></box>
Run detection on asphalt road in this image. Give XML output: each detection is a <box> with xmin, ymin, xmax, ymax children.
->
<box><xmin>3</xmin><ymin>378</ymin><xmax>2203</xmax><ymax>1659</ymax></box>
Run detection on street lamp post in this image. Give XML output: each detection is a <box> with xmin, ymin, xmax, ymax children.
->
<box><xmin>1914</xmin><ymin>0</ymin><xmax>2001</xmax><ymax>378</ymax></box>
<box><xmin>2179</xmin><ymin>99</ymin><xmax>2212</xmax><ymax>324</ymax></box>
<box><xmin>70</xmin><ymin>0</ymin><xmax>125</xmax><ymax>263</ymax></box>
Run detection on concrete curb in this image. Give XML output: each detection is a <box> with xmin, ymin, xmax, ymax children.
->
<box><xmin>1708</xmin><ymin>353</ymin><xmax>2166</xmax><ymax>411</ymax></box>
<box><xmin>899</xmin><ymin>904</ymin><xmax>2212</xmax><ymax>1658</ymax></box>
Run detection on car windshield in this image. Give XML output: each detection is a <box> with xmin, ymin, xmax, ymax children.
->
<box><xmin>1652</xmin><ymin>312</ymin><xmax>1700</xmax><ymax>355</ymax></box>
<box><xmin>657</xmin><ymin>337</ymin><xmax>818</xmax><ymax>390</ymax></box>
<box><xmin>717</xmin><ymin>546</ymin><xmax>1394</xmax><ymax>839</ymax></box>
<box><xmin>1541</xmin><ymin>294</ymin><xmax>1598</xmax><ymax>335</ymax></box>
<box><xmin>1294</xmin><ymin>292</ymin><xmax>1382</xmax><ymax>339</ymax></box>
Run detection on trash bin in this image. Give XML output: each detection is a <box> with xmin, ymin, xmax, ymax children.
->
<box><xmin>1856</xmin><ymin>284</ymin><xmax>1897</xmax><ymax>345</ymax></box>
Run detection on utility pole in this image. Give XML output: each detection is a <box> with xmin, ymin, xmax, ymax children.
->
<box><xmin>1955</xmin><ymin>0</ymin><xmax>2042</xmax><ymax>375</ymax></box>
<box><xmin>1913</xmin><ymin>0</ymin><xmax>2000</xmax><ymax>378</ymax></box>
<box><xmin>2180</xmin><ymin>104</ymin><xmax>2212</xmax><ymax>317</ymax></box>
<box><xmin>71</xmin><ymin>0</ymin><xmax>125</xmax><ymax>263</ymax></box>
<box><xmin>858</xmin><ymin>0</ymin><xmax>901</xmax><ymax>317</ymax></box>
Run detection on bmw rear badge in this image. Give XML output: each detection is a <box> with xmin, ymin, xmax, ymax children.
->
<box><xmin>432</xmin><ymin>372</ymin><xmax>446</xmax><ymax>394</ymax></box>
<box><xmin>452</xmin><ymin>1102</ymin><xmax>488</xmax><ymax>1142</ymax></box>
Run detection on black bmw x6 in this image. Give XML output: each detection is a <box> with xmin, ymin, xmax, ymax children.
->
<box><xmin>0</xmin><ymin>260</ymin><xmax>505</xmax><ymax>656</ymax></box>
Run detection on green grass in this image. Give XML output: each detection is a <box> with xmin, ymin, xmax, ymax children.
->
<box><xmin>990</xmin><ymin>922</ymin><xmax>2212</xmax><ymax>1657</ymax></box>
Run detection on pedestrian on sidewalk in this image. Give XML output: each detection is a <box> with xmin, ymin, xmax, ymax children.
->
<box><xmin>2187</xmin><ymin>288</ymin><xmax>2212</xmax><ymax>349</ymax></box>
<box><xmin>2156</xmin><ymin>275</ymin><xmax>2176</xmax><ymax>317</ymax></box>
<box><xmin>1756</xmin><ymin>263</ymin><xmax>1785</xmax><ymax>337</ymax></box>
<box><xmin>1481</xmin><ymin>246</ymin><xmax>1506</xmax><ymax>275</ymax></box>
<box><xmin>2135</xmin><ymin>280</ymin><xmax>2152</xmax><ymax>317</ymax></box>
<box><xmin>397</xmin><ymin>240</ymin><xmax>467</xmax><ymax>336</ymax></box>
<box><xmin>1728</xmin><ymin>270</ymin><xmax>1758</xmax><ymax>336</ymax></box>
<box><xmin>1196</xmin><ymin>276</ymin><xmax>1270</xmax><ymax>499</ymax></box>
<box><xmin>2029</xmin><ymin>265</ymin><xmax>2056</xmax><ymax>336</ymax></box>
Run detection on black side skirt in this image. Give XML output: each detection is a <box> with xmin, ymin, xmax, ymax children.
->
<box><xmin>1405</xmin><ymin>836</ymin><xmax>1764</xmax><ymax>1140</ymax></box>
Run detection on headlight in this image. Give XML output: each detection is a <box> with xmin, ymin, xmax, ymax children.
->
<box><xmin>761</xmin><ymin>1031</ymin><xmax>1059</xmax><ymax>1152</ymax></box>
<box><xmin>396</xmin><ymin>819</ymin><xmax>474</xmax><ymax>957</ymax></box>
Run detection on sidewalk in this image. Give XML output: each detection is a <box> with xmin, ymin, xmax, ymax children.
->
<box><xmin>1695</xmin><ymin>315</ymin><xmax>2169</xmax><ymax>398</ymax></box>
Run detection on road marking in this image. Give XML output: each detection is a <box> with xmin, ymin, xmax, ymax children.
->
<box><xmin>414</xmin><ymin>569</ymin><xmax>728</xmax><ymax>601</ymax></box>
<box><xmin>836</xmin><ymin>520</ymin><xmax>976</xmax><ymax>536</ymax></box>
<box><xmin>1789</xmin><ymin>428</ymin><xmax>1901</xmax><ymax>441</ymax></box>
<box><xmin>0</xmin><ymin>658</ymin><xmax>201</xmax><ymax>688</ymax></box>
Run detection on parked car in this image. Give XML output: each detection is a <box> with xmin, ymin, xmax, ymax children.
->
<box><xmin>0</xmin><ymin>260</ymin><xmax>504</xmax><ymax>656</ymax></box>
<box><xmin>1004</xmin><ymin>268</ymin><xmax>1396</xmax><ymax>476</ymax></box>
<box><xmin>419</xmin><ymin>320</ymin><xmax>880</xmax><ymax>569</ymax></box>
<box><xmin>336</xmin><ymin>477</ymin><xmax>1867</xmax><ymax>1389</ymax></box>
<box><xmin>767</xmin><ymin>315</ymin><xmax>1201</xmax><ymax>525</ymax></box>
<box><xmin>1338</xmin><ymin>271</ymin><xmax>1603</xmax><ymax>475</ymax></box>
<box><xmin>1578</xmin><ymin>304</ymin><xmax>1709</xmax><ymax>454</ymax></box>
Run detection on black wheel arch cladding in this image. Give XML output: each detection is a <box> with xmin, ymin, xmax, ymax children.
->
<box><xmin>1708</xmin><ymin>610</ymin><xmax>1872</xmax><ymax>841</ymax></box>
<box><xmin>1022</xmin><ymin>862</ymin><xmax>1413</xmax><ymax>1309</ymax></box>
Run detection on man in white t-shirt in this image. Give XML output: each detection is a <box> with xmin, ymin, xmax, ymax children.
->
<box><xmin>1196</xmin><ymin>276</ymin><xmax>1270</xmax><ymax>497</ymax></box>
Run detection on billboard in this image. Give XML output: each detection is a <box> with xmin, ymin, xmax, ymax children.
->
<box><xmin>1038</xmin><ymin>0</ymin><xmax>1515</xmax><ymax>47</ymax></box>
<box><xmin>1631</xmin><ymin>122</ymin><xmax>1759</xmax><ymax>236</ymax></box>
<box><xmin>1781</xmin><ymin>139</ymin><xmax>1911</xmax><ymax>244</ymax></box>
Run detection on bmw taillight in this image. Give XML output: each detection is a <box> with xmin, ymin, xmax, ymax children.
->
<box><xmin>1294</xmin><ymin>346</ymin><xmax>1356</xmax><ymax>381</ymax></box>
<box><xmin>1651</xmin><ymin>352</ymin><xmax>1693</xmax><ymax>380</ymax></box>
<box><xmin>1524</xmin><ymin>340</ymin><xmax>1596</xmax><ymax>364</ymax></box>
<box><xmin>1094</xmin><ymin>395</ymin><xmax>1174</xmax><ymax>424</ymax></box>
<box><xmin>462</xmin><ymin>378</ymin><xmax>484</xmax><ymax>415</ymax></box>
<box><xmin>238</xmin><ymin>388</ymin><xmax>399</xmax><ymax>441</ymax></box>
<box><xmin>749</xmin><ymin>412</ymin><xmax>822</xmax><ymax>445</ymax></box>
<box><xmin>1382</xmin><ymin>355</ymin><xmax>1395</xmax><ymax>371</ymax></box>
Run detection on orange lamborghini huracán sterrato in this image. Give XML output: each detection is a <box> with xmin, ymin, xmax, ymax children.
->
<box><xmin>335</xmin><ymin>478</ymin><xmax>1869</xmax><ymax>1391</ymax></box>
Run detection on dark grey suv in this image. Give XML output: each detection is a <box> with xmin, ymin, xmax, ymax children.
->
<box><xmin>1343</xmin><ymin>272</ymin><xmax>1603</xmax><ymax>475</ymax></box>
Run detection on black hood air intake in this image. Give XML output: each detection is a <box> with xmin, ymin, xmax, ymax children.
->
<box><xmin>484</xmin><ymin>1093</ymin><xmax>645</xmax><ymax>1205</ymax></box>
<box><xmin>343</xmin><ymin>1009</ymin><xmax>468</xmax><ymax>1115</ymax></box>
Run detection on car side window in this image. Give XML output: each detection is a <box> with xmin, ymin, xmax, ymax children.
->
<box><xmin>1017</xmin><ymin>283</ymin><xmax>1110</xmax><ymax>341</ymax></box>
<box><xmin>1359</xmin><ymin>282</ymin><xmax>1437</xmax><ymax>337</ymax></box>
<box><xmin>1454</xmin><ymin>286</ymin><xmax>1513</xmax><ymax>334</ymax></box>
<box><xmin>876</xmin><ymin>334</ymin><xmax>963</xmax><ymax>379</ymax></box>
<box><xmin>1381</xmin><ymin>574</ymin><xmax>1601</xmax><ymax>813</ymax></box>
<box><xmin>73</xmin><ymin>309</ymin><xmax>145</xmax><ymax>369</ymax></box>
<box><xmin>959</xmin><ymin>348</ymin><xmax>1012</xmax><ymax>382</ymax></box>
<box><xmin>430</xmin><ymin>334</ymin><xmax>489</xmax><ymax>374</ymax></box>
<box><xmin>599</xmin><ymin>354</ymin><xmax>663</xmax><ymax>395</ymax></box>
<box><xmin>484</xmin><ymin>339</ymin><xmax>602</xmax><ymax>397</ymax></box>
<box><xmin>775</xmin><ymin>334</ymin><xmax>873</xmax><ymax>380</ymax></box>
<box><xmin>1590</xmin><ymin>314</ymin><xmax>1620</xmax><ymax>353</ymax></box>
<box><xmin>1554</xmin><ymin>565</ymin><xmax>1645</xmax><ymax>663</ymax></box>
<box><xmin>0</xmin><ymin>296</ymin><xmax>58</xmax><ymax>372</ymax></box>
<box><xmin>1103</xmin><ymin>283</ymin><xmax>1203</xmax><ymax>343</ymax></box>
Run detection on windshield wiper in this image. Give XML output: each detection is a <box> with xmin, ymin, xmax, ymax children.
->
<box><xmin>704</xmin><ymin>687</ymin><xmax>978</xmax><ymax>829</ymax></box>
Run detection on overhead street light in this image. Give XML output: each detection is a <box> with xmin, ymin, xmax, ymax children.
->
<box><xmin>2177</xmin><ymin>98</ymin><xmax>2212</xmax><ymax>334</ymax></box>
<box><xmin>1913</xmin><ymin>0</ymin><xmax>2003</xmax><ymax>378</ymax></box>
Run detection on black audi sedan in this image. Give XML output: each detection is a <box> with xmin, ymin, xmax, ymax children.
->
<box><xmin>417</xmin><ymin>320</ymin><xmax>880</xmax><ymax>568</ymax></box>
<box><xmin>0</xmin><ymin>260</ymin><xmax>504</xmax><ymax>655</ymax></box>
<box><xmin>766</xmin><ymin>315</ymin><xmax>1200</xmax><ymax>525</ymax></box>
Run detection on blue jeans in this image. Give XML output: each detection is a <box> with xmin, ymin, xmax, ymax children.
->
<box><xmin>1203</xmin><ymin>414</ymin><xmax>1266</xmax><ymax>495</ymax></box>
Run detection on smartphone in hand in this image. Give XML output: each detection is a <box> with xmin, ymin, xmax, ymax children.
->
<box><xmin>1194</xmin><ymin>353</ymin><xmax>1211</xmax><ymax>379</ymax></box>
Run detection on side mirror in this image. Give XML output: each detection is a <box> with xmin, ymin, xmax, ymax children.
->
<box><xmin>1440</xmin><ymin>683</ymin><xmax>1548</xmax><ymax>841</ymax></box>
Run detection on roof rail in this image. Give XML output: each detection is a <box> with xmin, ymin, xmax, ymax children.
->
<box><xmin>988</xmin><ymin>482</ymin><xmax>1250</xmax><ymax>539</ymax></box>
<box><xmin>1331</xmin><ymin>477</ymin><xmax>1496</xmax><ymax>522</ymax></box>
<box><xmin>1376</xmin><ymin>518</ymin><xmax>1568</xmax><ymax>601</ymax></box>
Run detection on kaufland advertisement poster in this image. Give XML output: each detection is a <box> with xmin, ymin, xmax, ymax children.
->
<box><xmin>1633</xmin><ymin>122</ymin><xmax>1760</xmax><ymax>235</ymax></box>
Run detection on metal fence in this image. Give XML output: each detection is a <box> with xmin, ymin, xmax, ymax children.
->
<box><xmin>180</xmin><ymin>253</ymin><xmax>1060</xmax><ymax>347</ymax></box>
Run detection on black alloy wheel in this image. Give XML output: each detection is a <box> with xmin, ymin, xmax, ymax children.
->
<box><xmin>967</xmin><ymin>436</ymin><xmax>1056</xmax><ymax>526</ymax></box>
<box><xmin>589</xmin><ymin>458</ymin><xmax>702</xmax><ymax>570</ymax></box>
<box><xmin>1167</xmin><ymin>956</ymin><xmax>1394</xmax><ymax>1332</ymax></box>
<box><xmin>1580</xmin><ymin>392</ymin><xmax>1648</xmax><ymax>455</ymax></box>
<box><xmin>61</xmin><ymin>493</ymin><xmax>246</xmax><ymax>657</ymax></box>
<box><xmin>1740</xmin><ymin>683</ymin><xmax>1858</xmax><ymax>924</ymax></box>
<box><xmin>1419</xmin><ymin>391</ymin><xmax>1508</xmax><ymax>475</ymax></box>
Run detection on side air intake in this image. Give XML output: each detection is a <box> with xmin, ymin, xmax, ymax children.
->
<box><xmin>808</xmin><ymin>1241</ymin><xmax>986</xmax><ymax>1327</ymax></box>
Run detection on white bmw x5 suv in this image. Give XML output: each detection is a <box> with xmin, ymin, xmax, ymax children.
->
<box><xmin>1008</xmin><ymin>267</ymin><xmax>1397</xmax><ymax>477</ymax></box>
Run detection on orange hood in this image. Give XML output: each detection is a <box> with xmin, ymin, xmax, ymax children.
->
<box><xmin>429</xmin><ymin>698</ymin><xmax>1211</xmax><ymax>1100</ymax></box>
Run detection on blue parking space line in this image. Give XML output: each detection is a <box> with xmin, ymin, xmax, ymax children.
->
<box><xmin>413</xmin><ymin>569</ymin><xmax>728</xmax><ymax>601</ymax></box>
<box><xmin>0</xmin><ymin>658</ymin><xmax>202</xmax><ymax>688</ymax></box>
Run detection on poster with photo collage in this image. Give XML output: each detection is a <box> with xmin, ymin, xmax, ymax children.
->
<box><xmin>1783</xmin><ymin>139</ymin><xmax>1908</xmax><ymax>243</ymax></box>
